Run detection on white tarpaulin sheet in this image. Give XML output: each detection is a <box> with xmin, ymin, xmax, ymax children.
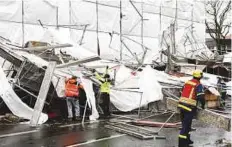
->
<box><xmin>110</xmin><ymin>90</ymin><xmax>143</xmax><ymax>112</ymax></box>
<box><xmin>0</xmin><ymin>67</ymin><xmax>48</xmax><ymax>124</ymax></box>
<box><xmin>0</xmin><ymin>0</ymin><xmax>206</xmax><ymax>64</ymax></box>
<box><xmin>110</xmin><ymin>65</ymin><xmax>163</xmax><ymax>112</ymax></box>
<box><xmin>139</xmin><ymin>66</ymin><xmax>163</xmax><ymax>102</ymax></box>
<box><xmin>80</xmin><ymin>75</ymin><xmax>99</xmax><ymax>121</ymax></box>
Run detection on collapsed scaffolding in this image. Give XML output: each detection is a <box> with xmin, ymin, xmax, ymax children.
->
<box><xmin>0</xmin><ymin>0</ymin><xmax>231</xmax><ymax>139</ymax></box>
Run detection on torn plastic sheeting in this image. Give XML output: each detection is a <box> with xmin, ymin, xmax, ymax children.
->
<box><xmin>0</xmin><ymin>1</ymin><xmax>206</xmax><ymax>62</ymax></box>
<box><xmin>114</xmin><ymin>65</ymin><xmax>141</xmax><ymax>89</ymax></box>
<box><xmin>110</xmin><ymin>90</ymin><xmax>143</xmax><ymax>112</ymax></box>
<box><xmin>41</xmin><ymin>29</ymin><xmax>96</xmax><ymax>59</ymax></box>
<box><xmin>0</xmin><ymin>67</ymin><xmax>48</xmax><ymax>124</ymax></box>
<box><xmin>139</xmin><ymin>66</ymin><xmax>163</xmax><ymax>103</ymax></box>
<box><xmin>110</xmin><ymin>65</ymin><xmax>163</xmax><ymax>112</ymax></box>
<box><xmin>80</xmin><ymin>74</ymin><xmax>99</xmax><ymax>121</ymax></box>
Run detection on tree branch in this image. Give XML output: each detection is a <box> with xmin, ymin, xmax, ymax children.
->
<box><xmin>224</xmin><ymin>24</ymin><xmax>231</xmax><ymax>37</ymax></box>
<box><xmin>219</xmin><ymin>1</ymin><xmax>231</xmax><ymax>26</ymax></box>
<box><xmin>205</xmin><ymin>20</ymin><xmax>216</xmax><ymax>40</ymax></box>
<box><xmin>206</xmin><ymin>8</ymin><xmax>215</xmax><ymax>15</ymax></box>
<box><xmin>222</xmin><ymin>24</ymin><xmax>231</xmax><ymax>35</ymax></box>
<box><xmin>216</xmin><ymin>1</ymin><xmax>223</xmax><ymax>13</ymax></box>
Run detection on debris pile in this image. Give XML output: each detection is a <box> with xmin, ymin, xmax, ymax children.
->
<box><xmin>0</xmin><ymin>114</ymin><xmax>25</xmax><ymax>124</ymax></box>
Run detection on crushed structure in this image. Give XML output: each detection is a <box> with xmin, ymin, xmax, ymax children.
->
<box><xmin>0</xmin><ymin>0</ymin><xmax>231</xmax><ymax>146</ymax></box>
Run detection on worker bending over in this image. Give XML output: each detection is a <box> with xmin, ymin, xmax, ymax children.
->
<box><xmin>178</xmin><ymin>70</ymin><xmax>205</xmax><ymax>147</ymax></box>
<box><xmin>92</xmin><ymin>66</ymin><xmax>111</xmax><ymax>118</ymax></box>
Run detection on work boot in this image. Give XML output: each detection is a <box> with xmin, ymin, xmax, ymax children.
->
<box><xmin>74</xmin><ymin>116</ymin><xmax>82</xmax><ymax>121</ymax></box>
<box><xmin>178</xmin><ymin>138</ymin><xmax>188</xmax><ymax>147</ymax></box>
<box><xmin>67</xmin><ymin>118</ymin><xmax>72</xmax><ymax>122</ymax></box>
<box><xmin>187</xmin><ymin>134</ymin><xmax>194</xmax><ymax>145</ymax></box>
<box><xmin>179</xmin><ymin>127</ymin><xmax>196</xmax><ymax>132</ymax></box>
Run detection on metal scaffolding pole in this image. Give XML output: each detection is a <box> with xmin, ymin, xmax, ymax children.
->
<box><xmin>141</xmin><ymin>1</ymin><xmax>146</xmax><ymax>64</ymax></box>
<box><xmin>120</xmin><ymin>0</ymin><xmax>123</xmax><ymax>60</ymax></box>
<box><xmin>173</xmin><ymin>0</ymin><xmax>177</xmax><ymax>54</ymax></box>
<box><xmin>30</xmin><ymin>62</ymin><xmax>56</xmax><ymax>127</ymax></box>
<box><xmin>96</xmin><ymin>0</ymin><xmax>100</xmax><ymax>56</ymax></box>
<box><xmin>56</xmin><ymin>6</ymin><xmax>59</xmax><ymax>29</ymax></box>
<box><xmin>69</xmin><ymin>0</ymin><xmax>72</xmax><ymax>38</ymax></box>
<box><xmin>22</xmin><ymin>0</ymin><xmax>25</xmax><ymax>49</ymax></box>
<box><xmin>191</xmin><ymin>0</ymin><xmax>194</xmax><ymax>36</ymax></box>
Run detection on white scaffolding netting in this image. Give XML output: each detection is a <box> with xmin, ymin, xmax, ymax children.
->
<box><xmin>0</xmin><ymin>0</ymin><xmax>210</xmax><ymax>63</ymax></box>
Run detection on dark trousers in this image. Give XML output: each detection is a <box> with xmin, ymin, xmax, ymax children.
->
<box><xmin>100</xmin><ymin>92</ymin><xmax>110</xmax><ymax>116</ymax></box>
<box><xmin>79</xmin><ymin>88</ymin><xmax>91</xmax><ymax>117</ymax></box>
<box><xmin>179</xmin><ymin>108</ymin><xmax>194</xmax><ymax>138</ymax></box>
<box><xmin>79</xmin><ymin>97</ymin><xmax>85</xmax><ymax>117</ymax></box>
<box><xmin>221</xmin><ymin>92</ymin><xmax>226</xmax><ymax>107</ymax></box>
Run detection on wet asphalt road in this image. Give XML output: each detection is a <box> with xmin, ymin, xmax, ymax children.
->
<box><xmin>0</xmin><ymin>116</ymin><xmax>231</xmax><ymax>147</ymax></box>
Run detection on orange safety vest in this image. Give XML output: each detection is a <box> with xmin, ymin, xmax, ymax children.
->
<box><xmin>65</xmin><ymin>79</ymin><xmax>79</xmax><ymax>97</ymax></box>
<box><xmin>179</xmin><ymin>79</ymin><xmax>200</xmax><ymax>108</ymax></box>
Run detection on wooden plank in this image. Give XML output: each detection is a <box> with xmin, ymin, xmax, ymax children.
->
<box><xmin>56</xmin><ymin>56</ymin><xmax>101</xmax><ymax>68</ymax></box>
<box><xmin>166</xmin><ymin>97</ymin><xmax>231</xmax><ymax>131</ymax></box>
<box><xmin>30</xmin><ymin>62</ymin><xmax>56</xmax><ymax>126</ymax></box>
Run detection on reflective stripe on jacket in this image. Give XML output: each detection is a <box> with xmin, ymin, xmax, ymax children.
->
<box><xmin>95</xmin><ymin>72</ymin><xmax>110</xmax><ymax>94</ymax></box>
<box><xmin>178</xmin><ymin>79</ymin><xmax>200</xmax><ymax>109</ymax></box>
<box><xmin>65</xmin><ymin>79</ymin><xmax>79</xmax><ymax>97</ymax></box>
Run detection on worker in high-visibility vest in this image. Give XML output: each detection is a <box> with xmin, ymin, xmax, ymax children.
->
<box><xmin>178</xmin><ymin>70</ymin><xmax>205</xmax><ymax>147</ymax></box>
<box><xmin>92</xmin><ymin>66</ymin><xmax>111</xmax><ymax>118</ymax></box>
<box><xmin>65</xmin><ymin>76</ymin><xmax>80</xmax><ymax>121</ymax></box>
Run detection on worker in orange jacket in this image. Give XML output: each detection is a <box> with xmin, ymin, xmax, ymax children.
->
<box><xmin>178</xmin><ymin>70</ymin><xmax>205</xmax><ymax>147</ymax></box>
<box><xmin>65</xmin><ymin>76</ymin><xmax>80</xmax><ymax>121</ymax></box>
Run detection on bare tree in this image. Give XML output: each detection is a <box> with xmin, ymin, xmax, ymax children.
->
<box><xmin>205</xmin><ymin>0</ymin><xmax>231</xmax><ymax>55</ymax></box>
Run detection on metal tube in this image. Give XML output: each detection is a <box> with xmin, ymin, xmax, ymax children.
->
<box><xmin>69</xmin><ymin>0</ymin><xmax>71</xmax><ymax>37</ymax></box>
<box><xmin>56</xmin><ymin>6</ymin><xmax>59</xmax><ymax>29</ymax></box>
<box><xmin>14</xmin><ymin>82</ymin><xmax>49</xmax><ymax>105</ymax></box>
<box><xmin>22</xmin><ymin>0</ymin><xmax>24</xmax><ymax>49</ymax></box>
<box><xmin>157</xmin><ymin>112</ymin><xmax>176</xmax><ymax>133</ymax></box>
<box><xmin>120</xmin><ymin>0</ymin><xmax>123</xmax><ymax>60</ymax></box>
<box><xmin>82</xmin><ymin>101</ymin><xmax>88</xmax><ymax>125</ymax></box>
<box><xmin>138</xmin><ymin>93</ymin><xmax>143</xmax><ymax>118</ymax></box>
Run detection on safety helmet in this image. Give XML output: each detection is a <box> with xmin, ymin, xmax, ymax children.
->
<box><xmin>192</xmin><ymin>70</ymin><xmax>203</xmax><ymax>78</ymax></box>
<box><xmin>104</xmin><ymin>74</ymin><xmax>110</xmax><ymax>79</ymax></box>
